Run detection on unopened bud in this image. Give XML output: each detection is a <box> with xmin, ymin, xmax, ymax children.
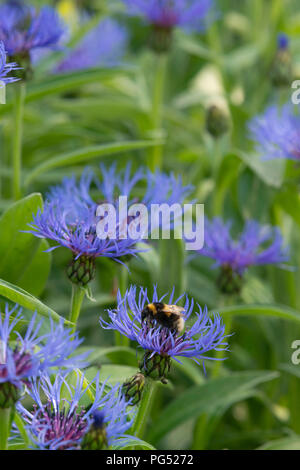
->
<box><xmin>0</xmin><ymin>382</ymin><xmax>20</xmax><ymax>409</ymax></box>
<box><xmin>122</xmin><ymin>373</ymin><xmax>145</xmax><ymax>406</ymax></box>
<box><xmin>67</xmin><ymin>255</ymin><xmax>96</xmax><ymax>287</ymax></box>
<box><xmin>206</xmin><ymin>105</ymin><xmax>231</xmax><ymax>138</ymax></box>
<box><xmin>217</xmin><ymin>264</ymin><xmax>243</xmax><ymax>295</ymax></box>
<box><xmin>80</xmin><ymin>411</ymin><xmax>108</xmax><ymax>450</ymax></box>
<box><xmin>149</xmin><ymin>25</ymin><xmax>173</xmax><ymax>54</ymax></box>
<box><xmin>139</xmin><ymin>352</ymin><xmax>171</xmax><ymax>383</ymax></box>
<box><xmin>270</xmin><ymin>34</ymin><xmax>292</xmax><ymax>87</ymax></box>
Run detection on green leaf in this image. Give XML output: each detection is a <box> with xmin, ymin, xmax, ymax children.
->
<box><xmin>14</xmin><ymin>413</ymin><xmax>30</xmax><ymax>448</ymax></box>
<box><xmin>147</xmin><ymin>371</ymin><xmax>279</xmax><ymax>444</ymax></box>
<box><xmin>214</xmin><ymin>153</ymin><xmax>242</xmax><ymax>214</ymax></box>
<box><xmin>279</xmin><ymin>363</ymin><xmax>300</xmax><ymax>379</ymax></box>
<box><xmin>17</xmin><ymin>239</ymin><xmax>52</xmax><ymax>297</ymax></box>
<box><xmin>213</xmin><ymin>304</ymin><xmax>300</xmax><ymax>324</ymax></box>
<box><xmin>0</xmin><ymin>193</ymin><xmax>43</xmax><ymax>283</ymax></box>
<box><xmin>0</xmin><ymin>68</ymin><xmax>134</xmax><ymax>116</ymax></box>
<box><xmin>25</xmin><ymin>140</ymin><xmax>163</xmax><ymax>186</ymax></box>
<box><xmin>112</xmin><ymin>439</ymin><xmax>156</xmax><ymax>450</ymax></box>
<box><xmin>275</xmin><ymin>184</ymin><xmax>300</xmax><ymax>228</ymax></box>
<box><xmin>76</xmin><ymin>346</ymin><xmax>137</xmax><ymax>367</ymax></box>
<box><xmin>85</xmin><ymin>364</ymin><xmax>138</xmax><ymax>386</ymax></box>
<box><xmin>0</xmin><ymin>277</ymin><xmax>69</xmax><ymax>324</ymax></box>
<box><xmin>258</xmin><ymin>436</ymin><xmax>300</xmax><ymax>450</ymax></box>
<box><xmin>235</xmin><ymin>149</ymin><xmax>286</xmax><ymax>188</ymax></box>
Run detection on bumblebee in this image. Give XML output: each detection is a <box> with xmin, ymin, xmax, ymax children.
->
<box><xmin>141</xmin><ymin>303</ymin><xmax>185</xmax><ymax>333</ymax></box>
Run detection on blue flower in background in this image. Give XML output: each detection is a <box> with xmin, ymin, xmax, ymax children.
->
<box><xmin>0</xmin><ymin>0</ymin><xmax>65</xmax><ymax>57</ymax></box>
<box><xmin>55</xmin><ymin>18</ymin><xmax>128</xmax><ymax>73</ymax></box>
<box><xmin>249</xmin><ymin>104</ymin><xmax>300</xmax><ymax>161</ymax></box>
<box><xmin>27</xmin><ymin>169</ymin><xmax>144</xmax><ymax>270</ymax></box>
<box><xmin>192</xmin><ymin>218</ymin><xmax>289</xmax><ymax>294</ymax></box>
<box><xmin>121</xmin><ymin>0</ymin><xmax>213</xmax><ymax>32</ymax></box>
<box><xmin>28</xmin><ymin>165</ymin><xmax>192</xmax><ymax>279</ymax></box>
<box><xmin>0</xmin><ymin>41</ymin><xmax>20</xmax><ymax>84</ymax></box>
<box><xmin>17</xmin><ymin>372</ymin><xmax>133</xmax><ymax>450</ymax></box>
<box><xmin>100</xmin><ymin>285</ymin><xmax>228</xmax><ymax>377</ymax></box>
<box><xmin>98</xmin><ymin>163</ymin><xmax>192</xmax><ymax>208</ymax></box>
<box><xmin>199</xmin><ymin>218</ymin><xmax>289</xmax><ymax>273</ymax></box>
<box><xmin>0</xmin><ymin>304</ymin><xmax>88</xmax><ymax>408</ymax></box>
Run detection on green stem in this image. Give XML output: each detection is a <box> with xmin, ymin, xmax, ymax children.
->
<box><xmin>12</xmin><ymin>82</ymin><xmax>26</xmax><ymax>201</ymax></box>
<box><xmin>149</xmin><ymin>53</ymin><xmax>168</xmax><ymax>171</ymax></box>
<box><xmin>114</xmin><ymin>265</ymin><xmax>129</xmax><ymax>347</ymax></box>
<box><xmin>0</xmin><ymin>407</ymin><xmax>11</xmax><ymax>450</ymax></box>
<box><xmin>131</xmin><ymin>378</ymin><xmax>155</xmax><ymax>439</ymax></box>
<box><xmin>69</xmin><ymin>284</ymin><xmax>85</xmax><ymax>334</ymax></box>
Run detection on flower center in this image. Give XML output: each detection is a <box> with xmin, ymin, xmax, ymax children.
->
<box><xmin>34</xmin><ymin>402</ymin><xmax>88</xmax><ymax>450</ymax></box>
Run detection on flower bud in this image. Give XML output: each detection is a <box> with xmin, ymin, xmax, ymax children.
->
<box><xmin>10</xmin><ymin>52</ymin><xmax>32</xmax><ymax>81</ymax></box>
<box><xmin>67</xmin><ymin>255</ymin><xmax>96</xmax><ymax>287</ymax></box>
<box><xmin>139</xmin><ymin>351</ymin><xmax>171</xmax><ymax>383</ymax></box>
<box><xmin>270</xmin><ymin>35</ymin><xmax>292</xmax><ymax>88</ymax></box>
<box><xmin>80</xmin><ymin>411</ymin><xmax>108</xmax><ymax>450</ymax></box>
<box><xmin>0</xmin><ymin>382</ymin><xmax>20</xmax><ymax>409</ymax></box>
<box><xmin>217</xmin><ymin>264</ymin><xmax>243</xmax><ymax>295</ymax></box>
<box><xmin>149</xmin><ymin>25</ymin><xmax>173</xmax><ymax>54</ymax></box>
<box><xmin>206</xmin><ymin>105</ymin><xmax>231</xmax><ymax>138</ymax></box>
<box><xmin>122</xmin><ymin>372</ymin><xmax>145</xmax><ymax>406</ymax></box>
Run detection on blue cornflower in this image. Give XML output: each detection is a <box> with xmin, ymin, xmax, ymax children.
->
<box><xmin>27</xmin><ymin>169</ymin><xmax>144</xmax><ymax>276</ymax></box>
<box><xmin>28</xmin><ymin>165</ymin><xmax>192</xmax><ymax>285</ymax></box>
<box><xmin>121</xmin><ymin>0</ymin><xmax>213</xmax><ymax>32</ymax></box>
<box><xmin>249</xmin><ymin>103</ymin><xmax>300</xmax><ymax>161</ymax></box>
<box><xmin>100</xmin><ymin>285</ymin><xmax>228</xmax><ymax>380</ymax></box>
<box><xmin>0</xmin><ymin>41</ymin><xmax>20</xmax><ymax>84</ymax></box>
<box><xmin>17</xmin><ymin>372</ymin><xmax>134</xmax><ymax>450</ymax></box>
<box><xmin>54</xmin><ymin>18</ymin><xmax>128</xmax><ymax>73</ymax></box>
<box><xmin>0</xmin><ymin>1</ymin><xmax>65</xmax><ymax>58</ymax></box>
<box><xmin>98</xmin><ymin>163</ymin><xmax>192</xmax><ymax>208</ymax></box>
<box><xmin>0</xmin><ymin>303</ymin><xmax>88</xmax><ymax>408</ymax></box>
<box><xmin>193</xmin><ymin>217</ymin><xmax>289</xmax><ymax>294</ymax></box>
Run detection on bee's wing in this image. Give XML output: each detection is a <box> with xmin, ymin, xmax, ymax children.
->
<box><xmin>163</xmin><ymin>305</ymin><xmax>185</xmax><ymax>316</ymax></box>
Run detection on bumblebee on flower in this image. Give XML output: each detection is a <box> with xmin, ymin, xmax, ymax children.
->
<box><xmin>100</xmin><ymin>285</ymin><xmax>229</xmax><ymax>394</ymax></box>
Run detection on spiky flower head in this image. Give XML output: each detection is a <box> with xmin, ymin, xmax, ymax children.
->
<box><xmin>0</xmin><ymin>41</ymin><xmax>20</xmax><ymax>85</ymax></box>
<box><xmin>17</xmin><ymin>372</ymin><xmax>133</xmax><ymax>450</ymax></box>
<box><xmin>122</xmin><ymin>0</ymin><xmax>213</xmax><ymax>32</ymax></box>
<box><xmin>28</xmin><ymin>165</ymin><xmax>192</xmax><ymax>285</ymax></box>
<box><xmin>121</xmin><ymin>0</ymin><xmax>214</xmax><ymax>52</ymax></box>
<box><xmin>55</xmin><ymin>18</ymin><xmax>128</xmax><ymax>73</ymax></box>
<box><xmin>249</xmin><ymin>104</ymin><xmax>300</xmax><ymax>161</ymax></box>
<box><xmin>0</xmin><ymin>304</ymin><xmax>88</xmax><ymax>408</ymax></box>
<box><xmin>100</xmin><ymin>285</ymin><xmax>229</xmax><ymax>382</ymax></box>
<box><xmin>194</xmin><ymin>218</ymin><xmax>289</xmax><ymax>294</ymax></box>
<box><xmin>0</xmin><ymin>0</ymin><xmax>65</xmax><ymax>75</ymax></box>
